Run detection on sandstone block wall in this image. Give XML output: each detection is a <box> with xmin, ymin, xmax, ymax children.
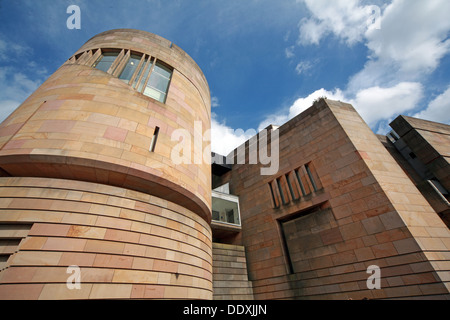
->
<box><xmin>224</xmin><ymin>99</ymin><xmax>450</xmax><ymax>299</ymax></box>
<box><xmin>212</xmin><ymin>243</ymin><xmax>253</xmax><ymax>300</ymax></box>
<box><xmin>0</xmin><ymin>29</ymin><xmax>213</xmax><ymax>299</ymax></box>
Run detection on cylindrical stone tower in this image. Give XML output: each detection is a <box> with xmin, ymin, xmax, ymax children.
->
<box><xmin>0</xmin><ymin>29</ymin><xmax>212</xmax><ymax>299</ymax></box>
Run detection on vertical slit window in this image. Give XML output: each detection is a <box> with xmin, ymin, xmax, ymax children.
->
<box><xmin>305</xmin><ymin>163</ymin><xmax>318</xmax><ymax>192</ymax></box>
<box><xmin>93</xmin><ymin>51</ymin><xmax>119</xmax><ymax>73</ymax></box>
<box><xmin>286</xmin><ymin>174</ymin><xmax>297</xmax><ymax>200</ymax></box>
<box><xmin>277</xmin><ymin>178</ymin><xmax>287</xmax><ymax>205</ymax></box>
<box><xmin>269</xmin><ymin>182</ymin><xmax>278</xmax><ymax>208</ymax></box>
<box><xmin>119</xmin><ymin>54</ymin><xmax>142</xmax><ymax>83</ymax></box>
<box><xmin>295</xmin><ymin>169</ymin><xmax>307</xmax><ymax>196</ymax></box>
<box><xmin>150</xmin><ymin>126</ymin><xmax>160</xmax><ymax>152</ymax></box>
<box><xmin>144</xmin><ymin>62</ymin><xmax>172</xmax><ymax>103</ymax></box>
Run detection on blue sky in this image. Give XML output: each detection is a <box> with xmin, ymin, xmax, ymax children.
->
<box><xmin>0</xmin><ymin>0</ymin><xmax>449</xmax><ymax>155</ymax></box>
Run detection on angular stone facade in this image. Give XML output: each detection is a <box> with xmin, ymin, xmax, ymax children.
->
<box><xmin>214</xmin><ymin>99</ymin><xmax>450</xmax><ymax>300</ymax></box>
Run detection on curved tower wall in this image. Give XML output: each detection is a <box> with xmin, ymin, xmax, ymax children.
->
<box><xmin>0</xmin><ymin>29</ymin><xmax>212</xmax><ymax>299</ymax></box>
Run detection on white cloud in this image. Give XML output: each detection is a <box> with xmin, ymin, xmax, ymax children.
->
<box><xmin>211</xmin><ymin>82</ymin><xmax>420</xmax><ymax>157</ymax></box>
<box><xmin>258</xmin><ymin>88</ymin><xmax>345</xmax><ymax>131</ymax></box>
<box><xmin>257</xmin><ymin>83</ymin><xmax>424</xmax><ymax>135</ymax></box>
<box><xmin>348</xmin><ymin>0</ymin><xmax>450</xmax><ymax>92</ymax></box>
<box><xmin>285</xmin><ymin>46</ymin><xmax>295</xmax><ymax>59</ymax></box>
<box><xmin>295</xmin><ymin>60</ymin><xmax>313</xmax><ymax>75</ymax></box>
<box><xmin>0</xmin><ymin>38</ymin><xmax>28</xmax><ymax>62</ymax></box>
<box><xmin>298</xmin><ymin>0</ymin><xmax>376</xmax><ymax>46</ymax></box>
<box><xmin>295</xmin><ymin>0</ymin><xmax>450</xmax><ymax>93</ymax></box>
<box><xmin>277</xmin><ymin>0</ymin><xmax>450</xmax><ymax>134</ymax></box>
<box><xmin>0</xmin><ymin>36</ymin><xmax>47</xmax><ymax>123</ymax></box>
<box><xmin>413</xmin><ymin>86</ymin><xmax>450</xmax><ymax>124</ymax></box>
<box><xmin>366</xmin><ymin>0</ymin><xmax>450</xmax><ymax>74</ymax></box>
<box><xmin>211</xmin><ymin>114</ymin><xmax>257</xmax><ymax>156</ymax></box>
<box><xmin>0</xmin><ymin>68</ymin><xmax>42</xmax><ymax>123</ymax></box>
<box><xmin>351</xmin><ymin>82</ymin><xmax>424</xmax><ymax>127</ymax></box>
<box><xmin>211</xmin><ymin>96</ymin><xmax>220</xmax><ymax>108</ymax></box>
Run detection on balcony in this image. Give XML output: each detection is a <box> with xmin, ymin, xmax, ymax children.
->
<box><xmin>211</xmin><ymin>190</ymin><xmax>241</xmax><ymax>238</ymax></box>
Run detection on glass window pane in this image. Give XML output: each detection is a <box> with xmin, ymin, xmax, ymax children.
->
<box><xmin>143</xmin><ymin>87</ymin><xmax>164</xmax><ymax>102</ymax></box>
<box><xmin>153</xmin><ymin>63</ymin><xmax>172</xmax><ymax>79</ymax></box>
<box><xmin>132</xmin><ymin>57</ymin><xmax>148</xmax><ymax>88</ymax></box>
<box><xmin>211</xmin><ymin>195</ymin><xmax>240</xmax><ymax>225</ymax></box>
<box><xmin>147</xmin><ymin>73</ymin><xmax>170</xmax><ymax>93</ymax></box>
<box><xmin>137</xmin><ymin>60</ymin><xmax>153</xmax><ymax>92</ymax></box>
<box><xmin>143</xmin><ymin>62</ymin><xmax>172</xmax><ymax>103</ymax></box>
<box><xmin>119</xmin><ymin>54</ymin><xmax>142</xmax><ymax>82</ymax></box>
<box><xmin>94</xmin><ymin>52</ymin><xmax>119</xmax><ymax>73</ymax></box>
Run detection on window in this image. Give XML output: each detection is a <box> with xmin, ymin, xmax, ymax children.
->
<box><xmin>119</xmin><ymin>54</ymin><xmax>142</xmax><ymax>83</ymax></box>
<box><xmin>269</xmin><ymin>163</ymin><xmax>323</xmax><ymax>208</ymax></box>
<box><xmin>226</xmin><ymin>209</ymin><xmax>235</xmax><ymax>224</ymax></box>
<box><xmin>268</xmin><ymin>182</ymin><xmax>278</xmax><ymax>208</ymax></box>
<box><xmin>294</xmin><ymin>169</ymin><xmax>307</xmax><ymax>196</ymax></box>
<box><xmin>93</xmin><ymin>51</ymin><xmax>119</xmax><ymax>73</ymax></box>
<box><xmin>212</xmin><ymin>210</ymin><xmax>220</xmax><ymax>221</ymax></box>
<box><xmin>305</xmin><ymin>163</ymin><xmax>318</xmax><ymax>192</ymax></box>
<box><xmin>132</xmin><ymin>56</ymin><xmax>150</xmax><ymax>89</ymax></box>
<box><xmin>211</xmin><ymin>191</ymin><xmax>241</xmax><ymax>226</ymax></box>
<box><xmin>87</xmin><ymin>48</ymin><xmax>173</xmax><ymax>104</ymax></box>
<box><xmin>286</xmin><ymin>173</ymin><xmax>299</xmax><ymax>201</ymax></box>
<box><xmin>149</xmin><ymin>126</ymin><xmax>160</xmax><ymax>152</ymax></box>
<box><xmin>277</xmin><ymin>178</ymin><xmax>288</xmax><ymax>205</ymax></box>
<box><xmin>136</xmin><ymin>58</ymin><xmax>153</xmax><ymax>92</ymax></box>
<box><xmin>144</xmin><ymin>62</ymin><xmax>172</xmax><ymax>103</ymax></box>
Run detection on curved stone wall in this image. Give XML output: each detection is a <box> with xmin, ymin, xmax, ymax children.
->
<box><xmin>0</xmin><ymin>177</ymin><xmax>212</xmax><ymax>299</ymax></box>
<box><xmin>0</xmin><ymin>29</ymin><xmax>211</xmax><ymax>222</ymax></box>
<box><xmin>0</xmin><ymin>29</ymin><xmax>212</xmax><ymax>299</ymax></box>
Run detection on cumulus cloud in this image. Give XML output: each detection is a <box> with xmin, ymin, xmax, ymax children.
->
<box><xmin>349</xmin><ymin>0</ymin><xmax>450</xmax><ymax>91</ymax></box>
<box><xmin>352</xmin><ymin>82</ymin><xmax>424</xmax><ymax>127</ymax></box>
<box><xmin>256</xmin><ymin>83</ymin><xmax>424</xmax><ymax>137</ymax></box>
<box><xmin>413</xmin><ymin>86</ymin><xmax>450</xmax><ymax>124</ymax></box>
<box><xmin>297</xmin><ymin>0</ymin><xmax>378</xmax><ymax>46</ymax></box>
<box><xmin>275</xmin><ymin>0</ymin><xmax>450</xmax><ymax>135</ymax></box>
<box><xmin>211</xmin><ymin>114</ymin><xmax>257</xmax><ymax>156</ymax></box>
<box><xmin>258</xmin><ymin>88</ymin><xmax>345</xmax><ymax>131</ymax></box>
<box><xmin>297</xmin><ymin>0</ymin><xmax>450</xmax><ymax>91</ymax></box>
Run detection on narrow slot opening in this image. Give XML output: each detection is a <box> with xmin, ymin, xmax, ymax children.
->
<box><xmin>295</xmin><ymin>169</ymin><xmax>307</xmax><ymax>196</ymax></box>
<box><xmin>277</xmin><ymin>178</ymin><xmax>287</xmax><ymax>205</ymax></box>
<box><xmin>286</xmin><ymin>174</ymin><xmax>297</xmax><ymax>200</ymax></box>
<box><xmin>268</xmin><ymin>182</ymin><xmax>278</xmax><ymax>208</ymax></box>
<box><xmin>150</xmin><ymin>126</ymin><xmax>160</xmax><ymax>152</ymax></box>
<box><xmin>305</xmin><ymin>163</ymin><xmax>318</xmax><ymax>192</ymax></box>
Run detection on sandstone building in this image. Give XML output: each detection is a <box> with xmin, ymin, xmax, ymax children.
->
<box><xmin>0</xmin><ymin>29</ymin><xmax>448</xmax><ymax>300</ymax></box>
<box><xmin>213</xmin><ymin>100</ymin><xmax>450</xmax><ymax>300</ymax></box>
<box><xmin>0</xmin><ymin>29</ymin><xmax>212</xmax><ymax>299</ymax></box>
